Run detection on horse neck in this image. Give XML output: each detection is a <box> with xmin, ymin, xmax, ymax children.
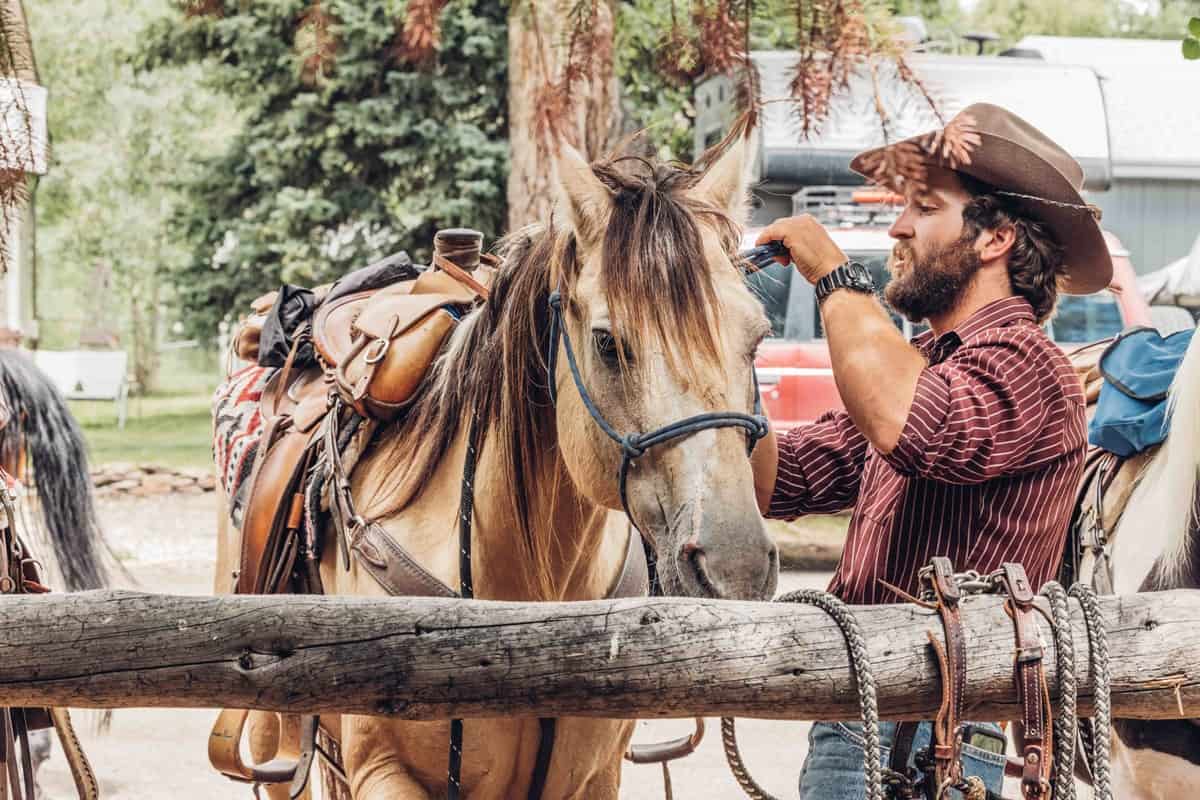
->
<box><xmin>467</xmin><ymin>423</ymin><xmax>623</xmax><ymax>602</ymax></box>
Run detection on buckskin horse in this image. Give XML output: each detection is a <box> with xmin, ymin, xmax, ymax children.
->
<box><xmin>1067</xmin><ymin>324</ymin><xmax>1200</xmax><ymax>799</ymax></box>
<box><xmin>212</xmin><ymin>132</ymin><xmax>779</xmax><ymax>799</ymax></box>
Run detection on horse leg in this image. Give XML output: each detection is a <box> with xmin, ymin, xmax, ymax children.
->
<box><xmin>213</xmin><ymin>486</ymin><xmax>240</xmax><ymax>594</ymax></box>
<box><xmin>349</xmin><ymin>764</ymin><xmax>432</xmax><ymax>800</ymax></box>
<box><xmin>343</xmin><ymin>718</ymin><xmax>432</xmax><ymax>800</ymax></box>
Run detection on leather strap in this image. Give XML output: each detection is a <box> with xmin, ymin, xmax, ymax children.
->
<box><xmin>528</xmin><ymin>719</ymin><xmax>557</xmax><ymax>800</ymax></box>
<box><xmin>48</xmin><ymin>708</ymin><xmax>98</xmax><ymax>800</ymax></box>
<box><xmin>922</xmin><ymin>556</ymin><xmax>968</xmax><ymax>794</ymax></box>
<box><xmin>350</xmin><ymin>521</ymin><xmax>457</xmax><ymax>597</ymax></box>
<box><xmin>997</xmin><ymin>563</ymin><xmax>1053</xmax><ymax>799</ymax></box>
<box><xmin>433</xmin><ymin>252</ymin><xmax>490</xmax><ymax>299</ymax></box>
<box><xmin>888</xmin><ymin>721</ymin><xmax>922</xmax><ymax>798</ymax></box>
<box><xmin>608</xmin><ymin>522</ymin><xmax>650</xmax><ymax>599</ymax></box>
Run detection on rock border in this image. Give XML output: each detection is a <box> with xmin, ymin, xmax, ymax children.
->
<box><xmin>92</xmin><ymin>463</ymin><xmax>216</xmax><ymax>498</ymax></box>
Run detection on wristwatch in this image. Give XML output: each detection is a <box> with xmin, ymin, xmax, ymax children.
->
<box><xmin>814</xmin><ymin>261</ymin><xmax>875</xmax><ymax>305</ymax></box>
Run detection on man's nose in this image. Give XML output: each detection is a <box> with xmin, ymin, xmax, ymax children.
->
<box><xmin>888</xmin><ymin>208</ymin><xmax>915</xmax><ymax>240</ymax></box>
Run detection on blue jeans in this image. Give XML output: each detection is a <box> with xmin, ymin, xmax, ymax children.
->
<box><xmin>799</xmin><ymin>721</ymin><xmax>1006</xmax><ymax>800</ymax></box>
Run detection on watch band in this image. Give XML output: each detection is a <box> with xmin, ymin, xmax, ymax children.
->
<box><xmin>815</xmin><ymin>261</ymin><xmax>874</xmax><ymax>305</ymax></box>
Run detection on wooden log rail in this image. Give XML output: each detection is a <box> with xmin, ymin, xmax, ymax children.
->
<box><xmin>0</xmin><ymin>589</ymin><xmax>1197</xmax><ymax>722</ymax></box>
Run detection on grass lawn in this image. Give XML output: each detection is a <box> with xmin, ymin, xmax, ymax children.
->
<box><xmin>71</xmin><ymin>391</ymin><xmax>215</xmax><ymax>470</ymax></box>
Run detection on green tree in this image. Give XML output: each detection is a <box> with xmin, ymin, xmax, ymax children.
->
<box><xmin>29</xmin><ymin>0</ymin><xmax>238</xmax><ymax>389</ymax></box>
<box><xmin>136</xmin><ymin>0</ymin><xmax>507</xmax><ymax>342</ymax></box>
<box><xmin>968</xmin><ymin>0</ymin><xmax>1200</xmax><ymax>47</ymax></box>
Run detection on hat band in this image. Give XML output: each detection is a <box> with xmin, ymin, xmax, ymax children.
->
<box><xmin>994</xmin><ymin>190</ymin><xmax>1103</xmax><ymax>222</ymax></box>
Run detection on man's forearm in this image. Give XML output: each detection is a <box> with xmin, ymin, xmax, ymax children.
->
<box><xmin>820</xmin><ymin>289</ymin><xmax>926</xmax><ymax>453</ymax></box>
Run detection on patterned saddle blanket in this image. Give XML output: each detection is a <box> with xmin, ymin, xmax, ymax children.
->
<box><xmin>211</xmin><ymin>364</ymin><xmax>274</xmax><ymax>528</ymax></box>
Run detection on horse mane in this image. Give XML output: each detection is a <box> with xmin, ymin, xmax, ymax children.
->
<box><xmin>357</xmin><ymin>152</ymin><xmax>740</xmax><ymax>597</ymax></box>
<box><xmin>0</xmin><ymin>349</ymin><xmax>109</xmax><ymax>591</ymax></box>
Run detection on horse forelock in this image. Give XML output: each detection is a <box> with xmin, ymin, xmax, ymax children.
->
<box><xmin>589</xmin><ymin>156</ymin><xmax>740</xmax><ymax>384</ymax></box>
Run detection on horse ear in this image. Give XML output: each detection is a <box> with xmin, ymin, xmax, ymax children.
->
<box><xmin>693</xmin><ymin>128</ymin><xmax>758</xmax><ymax>225</ymax></box>
<box><xmin>554</xmin><ymin>142</ymin><xmax>612</xmax><ymax>248</ymax></box>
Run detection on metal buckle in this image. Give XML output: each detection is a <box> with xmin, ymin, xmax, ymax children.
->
<box><xmin>363</xmin><ymin>337</ymin><xmax>390</xmax><ymax>364</ymax></box>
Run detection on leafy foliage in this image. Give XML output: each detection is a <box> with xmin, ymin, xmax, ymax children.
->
<box><xmin>1184</xmin><ymin>15</ymin><xmax>1200</xmax><ymax>58</ymax></box>
<box><xmin>136</xmin><ymin>0</ymin><xmax>507</xmax><ymax>340</ymax></box>
<box><xmin>29</xmin><ymin>0</ymin><xmax>238</xmax><ymax>388</ymax></box>
<box><xmin>967</xmin><ymin>0</ymin><xmax>1200</xmax><ymax>47</ymax></box>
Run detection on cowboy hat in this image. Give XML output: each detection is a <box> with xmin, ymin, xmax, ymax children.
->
<box><xmin>850</xmin><ymin>102</ymin><xmax>1113</xmax><ymax>295</ymax></box>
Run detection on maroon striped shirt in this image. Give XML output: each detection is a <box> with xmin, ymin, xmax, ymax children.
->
<box><xmin>768</xmin><ymin>297</ymin><xmax>1086</xmax><ymax>605</ymax></box>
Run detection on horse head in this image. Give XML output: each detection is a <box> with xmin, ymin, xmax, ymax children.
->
<box><xmin>544</xmin><ymin>134</ymin><xmax>778</xmax><ymax>600</ymax></box>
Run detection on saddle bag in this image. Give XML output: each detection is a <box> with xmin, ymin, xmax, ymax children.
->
<box><xmin>319</xmin><ymin>268</ymin><xmax>489</xmax><ymax>421</ymax></box>
<box><xmin>1088</xmin><ymin>326</ymin><xmax>1195</xmax><ymax>457</ymax></box>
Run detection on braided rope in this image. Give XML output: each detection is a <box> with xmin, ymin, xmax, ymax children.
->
<box><xmin>723</xmin><ymin>589</ymin><xmax>883</xmax><ymax>800</ymax></box>
<box><xmin>1070</xmin><ymin>584</ymin><xmax>1113</xmax><ymax>800</ymax></box>
<box><xmin>720</xmin><ymin>717</ymin><xmax>777</xmax><ymax>800</ymax></box>
<box><xmin>1040</xmin><ymin>582</ymin><xmax>1078</xmax><ymax>800</ymax></box>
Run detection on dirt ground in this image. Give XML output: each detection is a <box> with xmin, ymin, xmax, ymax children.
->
<box><xmin>33</xmin><ymin>493</ymin><xmax>820</xmax><ymax>799</ymax></box>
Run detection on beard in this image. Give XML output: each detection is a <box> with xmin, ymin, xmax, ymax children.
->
<box><xmin>883</xmin><ymin>230</ymin><xmax>983</xmax><ymax>324</ymax></box>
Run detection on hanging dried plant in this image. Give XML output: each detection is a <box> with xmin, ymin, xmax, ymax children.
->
<box><xmin>182</xmin><ymin>0</ymin><xmax>224</xmax><ymax>19</ymax></box>
<box><xmin>296</xmin><ymin>2</ymin><xmax>338</xmax><ymax>85</ymax></box>
<box><xmin>656</xmin><ymin>0</ymin><xmax>704</xmax><ymax>87</ymax></box>
<box><xmin>921</xmin><ymin>111</ymin><xmax>980</xmax><ymax>170</ymax></box>
<box><xmin>0</xmin><ymin>3</ymin><xmax>40</xmax><ymax>267</ymax></box>
<box><xmin>394</xmin><ymin>0</ymin><xmax>450</xmax><ymax>65</ymax></box>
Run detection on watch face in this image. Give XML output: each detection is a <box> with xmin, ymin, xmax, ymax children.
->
<box><xmin>846</xmin><ymin>262</ymin><xmax>874</xmax><ymax>291</ymax></box>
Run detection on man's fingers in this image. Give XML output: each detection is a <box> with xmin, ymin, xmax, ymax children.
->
<box><xmin>754</xmin><ymin>225</ymin><xmax>779</xmax><ymax>247</ymax></box>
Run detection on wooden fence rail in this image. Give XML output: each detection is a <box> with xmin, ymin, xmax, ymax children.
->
<box><xmin>1</xmin><ymin>589</ymin><xmax>1197</xmax><ymax>721</ymax></box>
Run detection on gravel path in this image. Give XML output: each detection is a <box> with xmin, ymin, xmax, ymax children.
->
<box><xmin>33</xmin><ymin>493</ymin><xmax>821</xmax><ymax>799</ymax></box>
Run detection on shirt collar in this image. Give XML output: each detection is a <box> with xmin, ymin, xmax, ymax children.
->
<box><xmin>912</xmin><ymin>296</ymin><xmax>1037</xmax><ymax>362</ymax></box>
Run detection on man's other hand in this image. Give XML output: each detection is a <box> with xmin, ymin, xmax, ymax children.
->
<box><xmin>755</xmin><ymin>215</ymin><xmax>848</xmax><ymax>285</ymax></box>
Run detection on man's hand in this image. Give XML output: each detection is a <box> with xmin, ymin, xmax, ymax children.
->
<box><xmin>755</xmin><ymin>215</ymin><xmax>848</xmax><ymax>285</ymax></box>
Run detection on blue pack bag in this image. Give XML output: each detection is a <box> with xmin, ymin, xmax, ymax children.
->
<box><xmin>1088</xmin><ymin>326</ymin><xmax>1195</xmax><ymax>457</ymax></box>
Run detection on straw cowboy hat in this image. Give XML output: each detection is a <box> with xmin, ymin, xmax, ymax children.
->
<box><xmin>850</xmin><ymin>102</ymin><xmax>1113</xmax><ymax>295</ymax></box>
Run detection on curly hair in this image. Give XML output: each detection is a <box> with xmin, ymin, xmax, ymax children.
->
<box><xmin>959</xmin><ymin>176</ymin><xmax>1067</xmax><ymax>324</ymax></box>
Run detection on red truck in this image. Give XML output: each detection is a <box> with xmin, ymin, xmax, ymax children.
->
<box><xmin>747</xmin><ymin>188</ymin><xmax>1154</xmax><ymax>430</ymax></box>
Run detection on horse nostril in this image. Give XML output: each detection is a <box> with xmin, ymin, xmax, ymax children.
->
<box><xmin>685</xmin><ymin>546</ymin><xmax>720</xmax><ymax>597</ymax></box>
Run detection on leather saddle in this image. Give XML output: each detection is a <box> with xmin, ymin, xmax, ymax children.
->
<box><xmin>230</xmin><ymin>251</ymin><xmax>493</xmax><ymax>595</ymax></box>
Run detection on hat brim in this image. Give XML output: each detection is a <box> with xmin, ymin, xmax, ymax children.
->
<box><xmin>850</xmin><ymin>132</ymin><xmax>1113</xmax><ymax>295</ymax></box>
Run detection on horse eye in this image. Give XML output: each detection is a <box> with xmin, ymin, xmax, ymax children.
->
<box><xmin>592</xmin><ymin>330</ymin><xmax>626</xmax><ymax>364</ymax></box>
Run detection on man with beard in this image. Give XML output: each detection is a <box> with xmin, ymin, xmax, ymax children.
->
<box><xmin>752</xmin><ymin>104</ymin><xmax>1112</xmax><ymax>798</ymax></box>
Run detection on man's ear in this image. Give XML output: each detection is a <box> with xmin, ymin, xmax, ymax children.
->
<box><xmin>553</xmin><ymin>142</ymin><xmax>613</xmax><ymax>249</ymax></box>
<box><xmin>977</xmin><ymin>222</ymin><xmax>1017</xmax><ymax>263</ymax></box>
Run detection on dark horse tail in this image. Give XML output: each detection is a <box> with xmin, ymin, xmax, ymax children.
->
<box><xmin>0</xmin><ymin>349</ymin><xmax>108</xmax><ymax>590</ymax></box>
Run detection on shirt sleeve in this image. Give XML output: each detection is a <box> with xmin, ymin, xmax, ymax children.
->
<box><xmin>882</xmin><ymin>332</ymin><xmax>1075</xmax><ymax>484</ymax></box>
<box><xmin>767</xmin><ymin>410</ymin><xmax>870</xmax><ymax>519</ymax></box>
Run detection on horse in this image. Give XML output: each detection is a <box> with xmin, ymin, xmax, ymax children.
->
<box><xmin>0</xmin><ymin>347</ymin><xmax>111</xmax><ymax>791</ymax></box>
<box><xmin>1070</xmin><ymin>324</ymin><xmax>1200</xmax><ymax>799</ymax></box>
<box><xmin>213</xmin><ymin>132</ymin><xmax>780</xmax><ymax>799</ymax></box>
<box><xmin>0</xmin><ymin>347</ymin><xmax>109</xmax><ymax>592</ymax></box>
